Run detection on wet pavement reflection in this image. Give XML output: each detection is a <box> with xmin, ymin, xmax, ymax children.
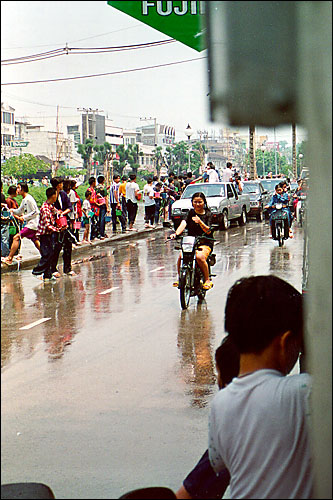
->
<box><xmin>1</xmin><ymin>221</ymin><xmax>305</xmax><ymax>498</ymax></box>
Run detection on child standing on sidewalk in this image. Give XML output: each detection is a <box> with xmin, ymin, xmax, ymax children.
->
<box><xmin>81</xmin><ymin>190</ymin><xmax>92</xmax><ymax>244</ymax></box>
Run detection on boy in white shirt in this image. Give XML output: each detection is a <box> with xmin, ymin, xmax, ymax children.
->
<box><xmin>208</xmin><ymin>275</ymin><xmax>313</xmax><ymax>499</ymax></box>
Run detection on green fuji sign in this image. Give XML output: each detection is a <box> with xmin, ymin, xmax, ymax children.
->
<box><xmin>107</xmin><ymin>1</ymin><xmax>206</xmax><ymax>52</ymax></box>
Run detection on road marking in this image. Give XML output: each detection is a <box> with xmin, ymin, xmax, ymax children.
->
<box><xmin>230</xmin><ymin>234</ymin><xmax>238</xmax><ymax>237</ymax></box>
<box><xmin>99</xmin><ymin>287</ymin><xmax>119</xmax><ymax>295</ymax></box>
<box><xmin>150</xmin><ymin>266</ymin><xmax>165</xmax><ymax>273</ymax></box>
<box><xmin>247</xmin><ymin>228</ymin><xmax>254</xmax><ymax>231</ymax></box>
<box><xmin>20</xmin><ymin>318</ymin><xmax>52</xmax><ymax>330</ymax></box>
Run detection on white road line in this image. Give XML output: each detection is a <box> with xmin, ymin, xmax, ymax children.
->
<box><xmin>150</xmin><ymin>266</ymin><xmax>165</xmax><ymax>273</ymax></box>
<box><xmin>99</xmin><ymin>287</ymin><xmax>119</xmax><ymax>295</ymax></box>
<box><xmin>19</xmin><ymin>318</ymin><xmax>52</xmax><ymax>330</ymax></box>
<box><xmin>230</xmin><ymin>234</ymin><xmax>238</xmax><ymax>237</ymax></box>
<box><xmin>247</xmin><ymin>228</ymin><xmax>254</xmax><ymax>231</ymax></box>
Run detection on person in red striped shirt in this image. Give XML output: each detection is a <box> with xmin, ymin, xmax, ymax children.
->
<box><xmin>32</xmin><ymin>188</ymin><xmax>62</xmax><ymax>282</ymax></box>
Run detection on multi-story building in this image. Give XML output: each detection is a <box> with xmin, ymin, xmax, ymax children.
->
<box><xmin>1</xmin><ymin>102</ymin><xmax>15</xmax><ymax>160</ymax></box>
<box><xmin>136</xmin><ymin>123</ymin><xmax>175</xmax><ymax>148</ymax></box>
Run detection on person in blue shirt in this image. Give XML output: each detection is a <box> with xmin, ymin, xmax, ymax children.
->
<box><xmin>265</xmin><ymin>184</ymin><xmax>293</xmax><ymax>238</ymax></box>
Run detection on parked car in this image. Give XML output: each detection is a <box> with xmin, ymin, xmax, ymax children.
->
<box><xmin>242</xmin><ymin>181</ymin><xmax>271</xmax><ymax>221</ymax></box>
<box><xmin>170</xmin><ymin>182</ymin><xmax>251</xmax><ymax>230</ymax></box>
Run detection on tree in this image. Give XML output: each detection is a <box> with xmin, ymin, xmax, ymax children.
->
<box><xmin>2</xmin><ymin>153</ymin><xmax>49</xmax><ymax>179</ymax></box>
<box><xmin>77</xmin><ymin>139</ymin><xmax>95</xmax><ymax>177</ymax></box>
<box><xmin>126</xmin><ymin>143</ymin><xmax>143</xmax><ymax>175</ymax></box>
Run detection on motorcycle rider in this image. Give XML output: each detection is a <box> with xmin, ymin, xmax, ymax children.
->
<box><xmin>264</xmin><ymin>184</ymin><xmax>292</xmax><ymax>239</ymax></box>
<box><xmin>170</xmin><ymin>192</ymin><xmax>214</xmax><ymax>290</ymax></box>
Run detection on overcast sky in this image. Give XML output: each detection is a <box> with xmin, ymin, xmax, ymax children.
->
<box><xmin>1</xmin><ymin>1</ymin><xmax>307</xmax><ymax>144</ymax></box>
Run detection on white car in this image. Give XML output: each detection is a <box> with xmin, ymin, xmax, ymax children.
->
<box><xmin>171</xmin><ymin>182</ymin><xmax>251</xmax><ymax>230</ymax></box>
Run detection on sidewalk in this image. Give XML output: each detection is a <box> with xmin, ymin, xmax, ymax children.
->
<box><xmin>1</xmin><ymin>210</ymin><xmax>172</xmax><ymax>274</ymax></box>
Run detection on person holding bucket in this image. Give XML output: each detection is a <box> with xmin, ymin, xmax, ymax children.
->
<box><xmin>50</xmin><ymin>177</ymin><xmax>75</xmax><ymax>277</ymax></box>
<box><xmin>81</xmin><ymin>190</ymin><xmax>93</xmax><ymax>244</ymax></box>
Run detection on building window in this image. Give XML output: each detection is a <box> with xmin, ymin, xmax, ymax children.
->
<box><xmin>1</xmin><ymin>134</ymin><xmax>14</xmax><ymax>146</ymax></box>
<box><xmin>2</xmin><ymin>112</ymin><xmax>14</xmax><ymax>124</ymax></box>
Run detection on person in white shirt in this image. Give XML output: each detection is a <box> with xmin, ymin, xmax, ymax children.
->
<box><xmin>206</xmin><ymin>164</ymin><xmax>220</xmax><ymax>183</ymax></box>
<box><xmin>143</xmin><ymin>177</ymin><xmax>156</xmax><ymax>227</ymax></box>
<box><xmin>125</xmin><ymin>174</ymin><xmax>140</xmax><ymax>230</ymax></box>
<box><xmin>222</xmin><ymin>162</ymin><xmax>234</xmax><ymax>182</ymax></box>
<box><xmin>208</xmin><ymin>275</ymin><xmax>313</xmax><ymax>499</ymax></box>
<box><xmin>4</xmin><ymin>182</ymin><xmax>40</xmax><ymax>264</ymax></box>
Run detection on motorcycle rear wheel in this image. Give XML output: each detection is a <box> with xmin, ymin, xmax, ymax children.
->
<box><xmin>180</xmin><ymin>268</ymin><xmax>191</xmax><ymax>309</ymax></box>
<box><xmin>277</xmin><ymin>225</ymin><xmax>284</xmax><ymax>246</ymax></box>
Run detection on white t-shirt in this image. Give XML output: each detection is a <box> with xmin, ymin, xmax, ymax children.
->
<box><xmin>207</xmin><ymin>169</ymin><xmax>220</xmax><ymax>183</ymax></box>
<box><xmin>68</xmin><ymin>189</ymin><xmax>77</xmax><ymax>219</ymax></box>
<box><xmin>143</xmin><ymin>184</ymin><xmax>155</xmax><ymax>206</ymax></box>
<box><xmin>208</xmin><ymin>369</ymin><xmax>313</xmax><ymax>499</ymax></box>
<box><xmin>11</xmin><ymin>193</ymin><xmax>39</xmax><ymax>230</ymax></box>
<box><xmin>82</xmin><ymin>199</ymin><xmax>91</xmax><ymax>216</ymax></box>
<box><xmin>126</xmin><ymin>181</ymin><xmax>140</xmax><ymax>204</ymax></box>
<box><xmin>222</xmin><ymin>168</ymin><xmax>233</xmax><ymax>182</ymax></box>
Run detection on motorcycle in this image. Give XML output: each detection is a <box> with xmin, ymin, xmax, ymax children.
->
<box><xmin>0</xmin><ymin>483</ymin><xmax>176</xmax><ymax>499</ymax></box>
<box><xmin>270</xmin><ymin>203</ymin><xmax>290</xmax><ymax>247</ymax></box>
<box><xmin>297</xmin><ymin>194</ymin><xmax>307</xmax><ymax>227</ymax></box>
<box><xmin>170</xmin><ymin>233</ymin><xmax>216</xmax><ymax>310</ymax></box>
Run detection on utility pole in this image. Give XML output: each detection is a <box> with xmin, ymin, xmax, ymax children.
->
<box><xmin>292</xmin><ymin>123</ymin><xmax>297</xmax><ymax>179</ymax></box>
<box><xmin>249</xmin><ymin>125</ymin><xmax>257</xmax><ymax>180</ymax></box>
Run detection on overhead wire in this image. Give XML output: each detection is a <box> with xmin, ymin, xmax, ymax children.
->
<box><xmin>1</xmin><ymin>39</ymin><xmax>176</xmax><ymax>65</ymax></box>
<box><xmin>1</xmin><ymin>56</ymin><xmax>207</xmax><ymax>86</ymax></box>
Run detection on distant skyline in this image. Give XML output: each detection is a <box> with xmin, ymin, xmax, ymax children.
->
<box><xmin>1</xmin><ymin>1</ymin><xmax>307</xmax><ymax>145</ymax></box>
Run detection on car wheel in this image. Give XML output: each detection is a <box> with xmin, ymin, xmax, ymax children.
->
<box><xmin>256</xmin><ymin>207</ymin><xmax>263</xmax><ymax>222</ymax></box>
<box><xmin>220</xmin><ymin>210</ymin><xmax>230</xmax><ymax>230</ymax></box>
<box><xmin>238</xmin><ymin>207</ymin><xmax>247</xmax><ymax>226</ymax></box>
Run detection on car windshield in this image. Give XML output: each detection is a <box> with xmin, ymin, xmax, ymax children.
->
<box><xmin>261</xmin><ymin>179</ymin><xmax>282</xmax><ymax>191</ymax></box>
<box><xmin>243</xmin><ymin>183</ymin><xmax>260</xmax><ymax>194</ymax></box>
<box><xmin>181</xmin><ymin>183</ymin><xmax>226</xmax><ymax>199</ymax></box>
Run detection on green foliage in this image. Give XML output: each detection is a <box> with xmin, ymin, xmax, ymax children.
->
<box><xmin>152</xmin><ymin>145</ymin><xmax>163</xmax><ymax>176</ymax></box>
<box><xmin>2</xmin><ymin>154</ymin><xmax>49</xmax><ymax>178</ymax></box>
<box><xmin>77</xmin><ymin>139</ymin><xmax>95</xmax><ymax>173</ymax></box>
<box><xmin>56</xmin><ymin>166</ymin><xmax>87</xmax><ymax>177</ymax></box>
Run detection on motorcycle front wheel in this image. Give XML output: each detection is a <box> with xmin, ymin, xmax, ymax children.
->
<box><xmin>179</xmin><ymin>267</ymin><xmax>192</xmax><ymax>309</ymax></box>
<box><xmin>277</xmin><ymin>225</ymin><xmax>284</xmax><ymax>247</ymax></box>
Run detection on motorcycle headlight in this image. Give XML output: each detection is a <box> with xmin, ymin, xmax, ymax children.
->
<box><xmin>181</xmin><ymin>236</ymin><xmax>196</xmax><ymax>252</ymax></box>
<box><xmin>276</xmin><ymin>203</ymin><xmax>283</xmax><ymax>209</ymax></box>
<box><xmin>210</xmin><ymin>206</ymin><xmax>218</xmax><ymax>213</ymax></box>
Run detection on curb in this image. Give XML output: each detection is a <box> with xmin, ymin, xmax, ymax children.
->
<box><xmin>1</xmin><ymin>226</ymin><xmax>167</xmax><ymax>274</ymax></box>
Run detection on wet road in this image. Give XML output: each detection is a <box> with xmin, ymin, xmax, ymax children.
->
<box><xmin>1</xmin><ymin>220</ymin><xmax>304</xmax><ymax>499</ymax></box>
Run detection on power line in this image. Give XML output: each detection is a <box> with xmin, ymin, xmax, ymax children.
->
<box><xmin>1</xmin><ymin>56</ymin><xmax>207</xmax><ymax>86</ymax></box>
<box><xmin>1</xmin><ymin>39</ymin><xmax>176</xmax><ymax>65</ymax></box>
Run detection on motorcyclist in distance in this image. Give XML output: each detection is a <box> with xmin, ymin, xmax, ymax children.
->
<box><xmin>264</xmin><ymin>184</ymin><xmax>292</xmax><ymax>239</ymax></box>
<box><xmin>170</xmin><ymin>192</ymin><xmax>214</xmax><ymax>290</ymax></box>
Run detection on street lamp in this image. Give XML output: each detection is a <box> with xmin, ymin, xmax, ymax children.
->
<box><xmin>185</xmin><ymin>123</ymin><xmax>193</xmax><ymax>172</ymax></box>
<box><xmin>261</xmin><ymin>144</ymin><xmax>266</xmax><ymax>178</ymax></box>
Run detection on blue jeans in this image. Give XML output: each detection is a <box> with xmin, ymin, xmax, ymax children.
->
<box><xmin>1</xmin><ymin>225</ymin><xmax>10</xmax><ymax>257</ymax></box>
<box><xmin>32</xmin><ymin>232</ymin><xmax>59</xmax><ymax>279</ymax></box>
<box><xmin>98</xmin><ymin>204</ymin><xmax>107</xmax><ymax>237</ymax></box>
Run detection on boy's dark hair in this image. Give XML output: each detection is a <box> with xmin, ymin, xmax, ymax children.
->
<box><xmin>18</xmin><ymin>182</ymin><xmax>29</xmax><ymax>193</ymax></box>
<box><xmin>227</xmin><ymin>162</ymin><xmax>232</xmax><ymax>168</ymax></box>
<box><xmin>46</xmin><ymin>187</ymin><xmax>56</xmax><ymax>199</ymax></box>
<box><xmin>121</xmin><ymin>176</ymin><xmax>128</xmax><ymax>181</ymax></box>
<box><xmin>147</xmin><ymin>177</ymin><xmax>153</xmax><ymax>183</ymax></box>
<box><xmin>88</xmin><ymin>177</ymin><xmax>96</xmax><ymax>186</ymax></box>
<box><xmin>129</xmin><ymin>174</ymin><xmax>136</xmax><ymax>181</ymax></box>
<box><xmin>8</xmin><ymin>185</ymin><xmax>18</xmax><ymax>195</ymax></box>
<box><xmin>50</xmin><ymin>177</ymin><xmax>63</xmax><ymax>188</ymax></box>
<box><xmin>215</xmin><ymin>336</ymin><xmax>240</xmax><ymax>386</ymax></box>
<box><xmin>97</xmin><ymin>175</ymin><xmax>105</xmax><ymax>184</ymax></box>
<box><xmin>70</xmin><ymin>180</ymin><xmax>77</xmax><ymax>188</ymax></box>
<box><xmin>187</xmin><ymin>172</ymin><xmax>193</xmax><ymax>178</ymax></box>
<box><xmin>113</xmin><ymin>174</ymin><xmax>120</xmax><ymax>180</ymax></box>
<box><xmin>85</xmin><ymin>190</ymin><xmax>92</xmax><ymax>198</ymax></box>
<box><xmin>224</xmin><ymin>275</ymin><xmax>303</xmax><ymax>354</ymax></box>
<box><xmin>153</xmin><ymin>175</ymin><xmax>158</xmax><ymax>182</ymax></box>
